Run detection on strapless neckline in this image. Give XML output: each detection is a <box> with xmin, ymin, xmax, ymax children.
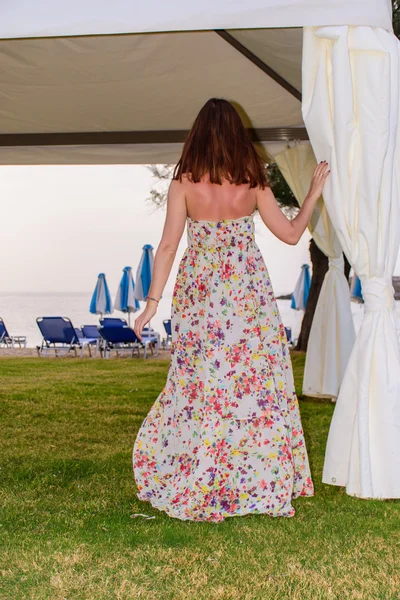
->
<box><xmin>187</xmin><ymin>213</ymin><xmax>255</xmax><ymax>224</ymax></box>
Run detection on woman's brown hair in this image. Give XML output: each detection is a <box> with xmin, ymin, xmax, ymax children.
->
<box><xmin>173</xmin><ymin>98</ymin><xmax>268</xmax><ymax>188</ymax></box>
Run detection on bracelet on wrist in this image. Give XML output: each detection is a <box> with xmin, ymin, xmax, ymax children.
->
<box><xmin>146</xmin><ymin>296</ymin><xmax>160</xmax><ymax>304</ymax></box>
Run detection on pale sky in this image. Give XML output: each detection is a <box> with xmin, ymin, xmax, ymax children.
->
<box><xmin>0</xmin><ymin>164</ymin><xmax>361</xmax><ymax>299</ymax></box>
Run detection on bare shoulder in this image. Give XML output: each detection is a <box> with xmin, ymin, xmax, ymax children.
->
<box><xmin>255</xmin><ymin>184</ymin><xmax>274</xmax><ymax>206</ymax></box>
<box><xmin>169</xmin><ymin>177</ymin><xmax>187</xmax><ymax>197</ymax></box>
<box><xmin>169</xmin><ymin>177</ymin><xmax>184</xmax><ymax>189</ymax></box>
<box><xmin>166</xmin><ymin>178</ymin><xmax>187</xmax><ymax>221</ymax></box>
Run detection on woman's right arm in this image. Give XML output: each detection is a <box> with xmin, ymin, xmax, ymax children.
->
<box><xmin>256</xmin><ymin>162</ymin><xmax>330</xmax><ymax>245</ymax></box>
<box><xmin>133</xmin><ymin>179</ymin><xmax>187</xmax><ymax>339</ymax></box>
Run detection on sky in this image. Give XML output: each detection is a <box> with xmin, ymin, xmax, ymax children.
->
<box><xmin>0</xmin><ymin>164</ymin><xmax>328</xmax><ymax>298</ymax></box>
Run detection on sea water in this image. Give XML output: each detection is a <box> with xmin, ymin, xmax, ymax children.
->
<box><xmin>0</xmin><ymin>292</ymin><xmax>389</xmax><ymax>349</ymax></box>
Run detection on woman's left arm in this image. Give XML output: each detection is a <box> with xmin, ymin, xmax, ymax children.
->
<box><xmin>134</xmin><ymin>179</ymin><xmax>187</xmax><ymax>339</ymax></box>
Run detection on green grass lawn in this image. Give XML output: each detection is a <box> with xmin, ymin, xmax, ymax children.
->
<box><xmin>1</xmin><ymin>354</ymin><xmax>399</xmax><ymax>600</ymax></box>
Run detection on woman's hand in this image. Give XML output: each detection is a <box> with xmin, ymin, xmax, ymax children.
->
<box><xmin>307</xmin><ymin>161</ymin><xmax>330</xmax><ymax>201</ymax></box>
<box><xmin>133</xmin><ymin>302</ymin><xmax>158</xmax><ymax>340</ymax></box>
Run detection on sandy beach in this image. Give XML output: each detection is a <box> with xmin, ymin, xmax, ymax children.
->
<box><xmin>0</xmin><ymin>346</ymin><xmax>172</xmax><ymax>359</ymax></box>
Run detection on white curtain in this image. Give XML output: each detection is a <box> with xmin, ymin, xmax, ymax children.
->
<box><xmin>275</xmin><ymin>145</ymin><xmax>355</xmax><ymax>399</ymax></box>
<box><xmin>302</xmin><ymin>26</ymin><xmax>400</xmax><ymax>498</ymax></box>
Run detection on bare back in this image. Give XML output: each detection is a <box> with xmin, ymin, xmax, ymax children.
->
<box><xmin>182</xmin><ymin>175</ymin><xmax>257</xmax><ymax>222</ymax></box>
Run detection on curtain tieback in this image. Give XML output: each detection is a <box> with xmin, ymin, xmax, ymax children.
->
<box><xmin>328</xmin><ymin>255</ymin><xmax>344</xmax><ymax>271</ymax></box>
<box><xmin>361</xmin><ymin>277</ymin><xmax>395</xmax><ymax>313</ymax></box>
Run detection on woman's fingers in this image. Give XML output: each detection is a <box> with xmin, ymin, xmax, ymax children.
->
<box><xmin>308</xmin><ymin>162</ymin><xmax>330</xmax><ymax>199</ymax></box>
<box><xmin>311</xmin><ymin>163</ymin><xmax>329</xmax><ymax>190</ymax></box>
<box><xmin>315</xmin><ymin>161</ymin><xmax>328</xmax><ymax>177</ymax></box>
<box><xmin>134</xmin><ymin>318</ymin><xmax>142</xmax><ymax>340</ymax></box>
<box><xmin>134</xmin><ymin>314</ymin><xmax>151</xmax><ymax>341</ymax></box>
<box><xmin>134</xmin><ymin>307</ymin><xmax>156</xmax><ymax>341</ymax></box>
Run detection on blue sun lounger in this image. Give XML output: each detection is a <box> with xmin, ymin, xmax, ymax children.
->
<box><xmin>141</xmin><ymin>326</ymin><xmax>160</xmax><ymax>355</ymax></box>
<box><xmin>100</xmin><ymin>317</ymin><xmax>159</xmax><ymax>356</ymax></box>
<box><xmin>99</xmin><ymin>325</ymin><xmax>157</xmax><ymax>359</ymax></box>
<box><xmin>81</xmin><ymin>325</ymin><xmax>102</xmax><ymax>357</ymax></box>
<box><xmin>0</xmin><ymin>318</ymin><xmax>27</xmax><ymax>348</ymax></box>
<box><xmin>75</xmin><ymin>327</ymin><xmax>100</xmax><ymax>357</ymax></box>
<box><xmin>162</xmin><ymin>319</ymin><xmax>172</xmax><ymax>349</ymax></box>
<box><xmin>36</xmin><ymin>317</ymin><xmax>79</xmax><ymax>357</ymax></box>
<box><xmin>37</xmin><ymin>317</ymin><xmax>97</xmax><ymax>357</ymax></box>
<box><xmin>99</xmin><ymin>317</ymin><xmax>128</xmax><ymax>327</ymax></box>
<box><xmin>82</xmin><ymin>325</ymin><xmax>102</xmax><ymax>340</ymax></box>
<box><xmin>98</xmin><ymin>326</ymin><xmax>140</xmax><ymax>358</ymax></box>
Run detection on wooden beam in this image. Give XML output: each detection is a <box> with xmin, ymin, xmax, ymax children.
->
<box><xmin>0</xmin><ymin>127</ymin><xmax>308</xmax><ymax>147</ymax></box>
<box><xmin>215</xmin><ymin>29</ymin><xmax>302</xmax><ymax>102</ymax></box>
<box><xmin>251</xmin><ymin>128</ymin><xmax>308</xmax><ymax>142</ymax></box>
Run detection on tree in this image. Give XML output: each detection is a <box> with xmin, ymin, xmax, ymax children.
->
<box><xmin>393</xmin><ymin>1</ymin><xmax>400</xmax><ymax>38</ymax></box>
<box><xmin>265</xmin><ymin>164</ymin><xmax>330</xmax><ymax>352</ymax></box>
<box><xmin>147</xmin><ymin>165</ymin><xmax>174</xmax><ymax>209</ymax></box>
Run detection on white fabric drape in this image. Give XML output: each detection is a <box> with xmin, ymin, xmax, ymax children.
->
<box><xmin>302</xmin><ymin>26</ymin><xmax>400</xmax><ymax>498</ymax></box>
<box><xmin>275</xmin><ymin>145</ymin><xmax>355</xmax><ymax>399</ymax></box>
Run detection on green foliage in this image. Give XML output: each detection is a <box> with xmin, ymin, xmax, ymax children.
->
<box><xmin>267</xmin><ymin>162</ymin><xmax>299</xmax><ymax>213</ymax></box>
<box><xmin>393</xmin><ymin>1</ymin><xmax>400</xmax><ymax>38</ymax></box>
<box><xmin>147</xmin><ymin>165</ymin><xmax>174</xmax><ymax>209</ymax></box>
<box><xmin>1</xmin><ymin>356</ymin><xmax>399</xmax><ymax>600</ymax></box>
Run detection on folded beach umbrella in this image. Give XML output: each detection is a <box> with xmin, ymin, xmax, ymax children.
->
<box><xmin>134</xmin><ymin>244</ymin><xmax>154</xmax><ymax>301</ymax></box>
<box><xmin>291</xmin><ymin>264</ymin><xmax>311</xmax><ymax>311</ymax></box>
<box><xmin>90</xmin><ymin>273</ymin><xmax>113</xmax><ymax>317</ymax></box>
<box><xmin>350</xmin><ymin>275</ymin><xmax>363</xmax><ymax>303</ymax></box>
<box><xmin>114</xmin><ymin>266</ymin><xmax>140</xmax><ymax>325</ymax></box>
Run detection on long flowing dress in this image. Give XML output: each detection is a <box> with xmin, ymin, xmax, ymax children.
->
<box><xmin>133</xmin><ymin>214</ymin><xmax>314</xmax><ymax>522</ymax></box>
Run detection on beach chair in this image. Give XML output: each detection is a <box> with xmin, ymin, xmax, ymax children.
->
<box><xmin>74</xmin><ymin>327</ymin><xmax>84</xmax><ymax>339</ymax></box>
<box><xmin>285</xmin><ymin>327</ymin><xmax>293</xmax><ymax>344</ymax></box>
<box><xmin>99</xmin><ymin>326</ymin><xmax>156</xmax><ymax>359</ymax></box>
<box><xmin>98</xmin><ymin>326</ymin><xmax>140</xmax><ymax>358</ymax></box>
<box><xmin>99</xmin><ymin>317</ymin><xmax>159</xmax><ymax>356</ymax></box>
<box><xmin>0</xmin><ymin>318</ymin><xmax>27</xmax><ymax>348</ymax></box>
<box><xmin>284</xmin><ymin>326</ymin><xmax>297</xmax><ymax>347</ymax></box>
<box><xmin>37</xmin><ymin>317</ymin><xmax>97</xmax><ymax>358</ymax></box>
<box><xmin>36</xmin><ymin>317</ymin><xmax>81</xmax><ymax>357</ymax></box>
<box><xmin>100</xmin><ymin>317</ymin><xmax>128</xmax><ymax>327</ymax></box>
<box><xmin>142</xmin><ymin>326</ymin><xmax>160</xmax><ymax>356</ymax></box>
<box><xmin>82</xmin><ymin>325</ymin><xmax>102</xmax><ymax>339</ymax></box>
<box><xmin>81</xmin><ymin>325</ymin><xmax>102</xmax><ymax>357</ymax></box>
<box><xmin>74</xmin><ymin>327</ymin><xmax>99</xmax><ymax>357</ymax></box>
<box><xmin>162</xmin><ymin>319</ymin><xmax>172</xmax><ymax>349</ymax></box>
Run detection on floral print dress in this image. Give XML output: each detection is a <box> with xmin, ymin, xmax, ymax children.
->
<box><xmin>133</xmin><ymin>215</ymin><xmax>314</xmax><ymax>522</ymax></box>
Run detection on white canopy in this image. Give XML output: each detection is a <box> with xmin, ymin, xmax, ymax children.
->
<box><xmin>1</xmin><ymin>1</ymin><xmax>393</xmax><ymax>37</ymax></box>
<box><xmin>0</xmin><ymin>0</ymin><xmax>393</xmax><ymax>165</ymax></box>
<box><xmin>0</xmin><ymin>28</ymin><xmax>304</xmax><ymax>164</ymax></box>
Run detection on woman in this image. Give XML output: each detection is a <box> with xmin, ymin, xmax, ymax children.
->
<box><xmin>133</xmin><ymin>98</ymin><xmax>329</xmax><ymax>522</ymax></box>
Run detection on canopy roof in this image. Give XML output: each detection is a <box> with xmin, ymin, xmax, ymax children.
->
<box><xmin>0</xmin><ymin>0</ymin><xmax>392</xmax><ymax>165</ymax></box>
<box><xmin>1</xmin><ymin>1</ymin><xmax>392</xmax><ymax>37</ymax></box>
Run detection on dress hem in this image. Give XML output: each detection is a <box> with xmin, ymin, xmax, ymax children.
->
<box><xmin>135</xmin><ymin>489</ymin><xmax>314</xmax><ymax>523</ymax></box>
